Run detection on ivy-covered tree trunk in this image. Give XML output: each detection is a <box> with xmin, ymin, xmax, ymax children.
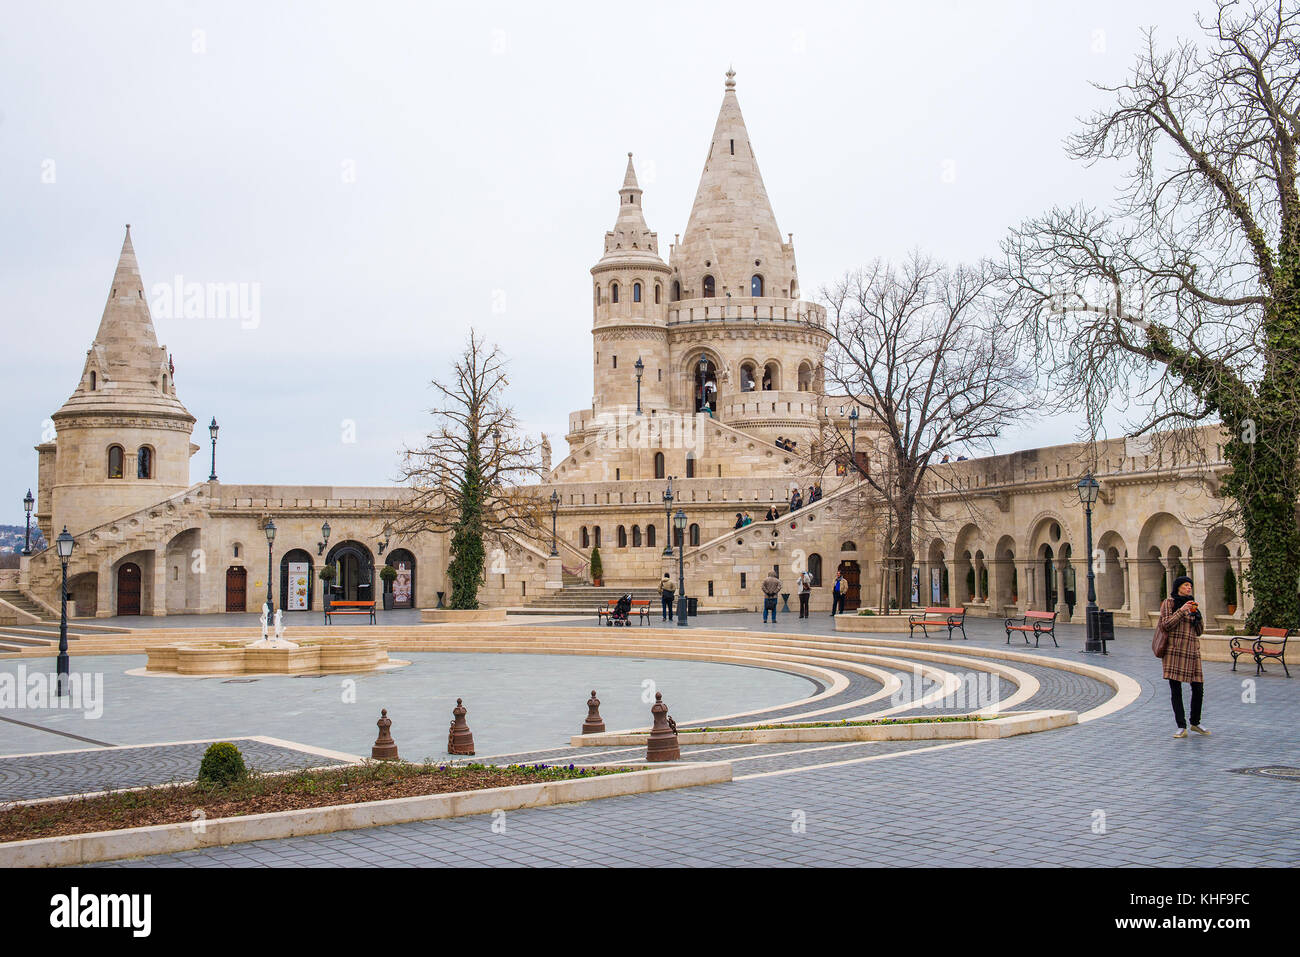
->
<box><xmin>447</xmin><ymin>446</ymin><xmax>486</xmax><ymax>610</ymax></box>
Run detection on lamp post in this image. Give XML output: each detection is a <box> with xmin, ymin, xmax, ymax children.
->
<box><xmin>673</xmin><ymin>508</ymin><xmax>688</xmax><ymax>627</ymax></box>
<box><xmin>55</xmin><ymin>527</ymin><xmax>74</xmax><ymax>696</ymax></box>
<box><xmin>848</xmin><ymin>406</ymin><xmax>860</xmax><ymax>474</ymax></box>
<box><xmin>208</xmin><ymin>417</ymin><xmax>219</xmax><ymax>481</ymax></box>
<box><xmin>318</xmin><ymin>520</ymin><xmax>331</xmax><ymax>556</ymax></box>
<box><xmin>634</xmin><ymin>357</ymin><xmax>644</xmax><ymax>416</ymax></box>
<box><xmin>1077</xmin><ymin>474</ymin><xmax>1103</xmax><ymax>653</ymax></box>
<box><xmin>264</xmin><ymin>518</ymin><xmax>276</xmax><ymax>614</ymax></box>
<box><xmin>662</xmin><ymin>477</ymin><xmax>675</xmax><ymax>556</ymax></box>
<box><xmin>549</xmin><ymin>489</ymin><xmax>559</xmax><ymax>557</ymax></box>
<box><xmin>22</xmin><ymin>489</ymin><xmax>34</xmax><ymax>555</ymax></box>
<box><xmin>698</xmin><ymin>353</ymin><xmax>710</xmax><ymax>412</ymax></box>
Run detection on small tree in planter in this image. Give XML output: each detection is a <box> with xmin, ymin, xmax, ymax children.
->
<box><xmin>965</xmin><ymin>568</ymin><xmax>976</xmax><ymax>602</ymax></box>
<box><xmin>318</xmin><ymin>565</ymin><xmax>337</xmax><ymax>609</ymax></box>
<box><xmin>1224</xmin><ymin>564</ymin><xmax>1238</xmax><ymax>615</ymax></box>
<box><xmin>590</xmin><ymin>547</ymin><xmax>603</xmax><ymax>586</ymax></box>
<box><xmin>379</xmin><ymin>564</ymin><xmax>398</xmax><ymax>610</ymax></box>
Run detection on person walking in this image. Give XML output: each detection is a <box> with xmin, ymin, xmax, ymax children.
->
<box><xmin>1161</xmin><ymin>575</ymin><xmax>1208</xmax><ymax>738</ymax></box>
<box><xmin>733</xmin><ymin>512</ymin><xmax>745</xmax><ymax>530</ymax></box>
<box><xmin>797</xmin><ymin>568</ymin><xmax>813</xmax><ymax>618</ymax></box>
<box><xmin>761</xmin><ymin>569</ymin><xmax>782</xmax><ymax>623</ymax></box>
<box><xmin>831</xmin><ymin>571</ymin><xmax>847</xmax><ymax>616</ymax></box>
<box><xmin>658</xmin><ymin>573</ymin><xmax>676</xmax><ymax>622</ymax></box>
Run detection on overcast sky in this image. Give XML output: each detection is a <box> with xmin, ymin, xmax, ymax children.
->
<box><xmin>1</xmin><ymin>0</ymin><xmax>1210</xmax><ymax>523</ymax></box>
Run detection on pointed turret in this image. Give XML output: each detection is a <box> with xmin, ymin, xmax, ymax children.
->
<box><xmin>598</xmin><ymin>153</ymin><xmax>663</xmax><ymax>266</ymax></box>
<box><xmin>670</xmin><ymin>70</ymin><xmax>800</xmax><ymax>301</ymax></box>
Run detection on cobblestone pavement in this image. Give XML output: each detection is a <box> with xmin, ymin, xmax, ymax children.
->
<box><xmin>80</xmin><ymin>614</ymin><xmax>1299</xmax><ymax>867</ymax></box>
<box><xmin>0</xmin><ymin>739</ymin><xmax>346</xmax><ymax>802</ymax></box>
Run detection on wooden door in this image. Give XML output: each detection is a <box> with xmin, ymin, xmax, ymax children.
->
<box><xmin>225</xmin><ymin>566</ymin><xmax>247</xmax><ymax>613</ymax></box>
<box><xmin>841</xmin><ymin>561</ymin><xmax>861</xmax><ymax>611</ymax></box>
<box><xmin>117</xmin><ymin>563</ymin><xmax>141</xmax><ymax>616</ymax></box>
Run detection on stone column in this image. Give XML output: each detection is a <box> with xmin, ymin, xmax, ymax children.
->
<box><xmin>96</xmin><ymin>560</ymin><xmax>113</xmax><ymax>618</ymax></box>
<box><xmin>150</xmin><ymin>548</ymin><xmax>167</xmax><ymax>616</ymax></box>
<box><xmin>546</xmin><ymin>555</ymin><xmax>563</xmax><ymax>591</ymax></box>
<box><xmin>1055</xmin><ymin>562</ymin><xmax>1070</xmax><ymax>621</ymax></box>
<box><xmin>946</xmin><ymin>560</ymin><xmax>958</xmax><ymax>607</ymax></box>
<box><xmin>198</xmin><ymin>528</ymin><xmax>220</xmax><ymax>614</ymax></box>
<box><xmin>1024</xmin><ymin>562</ymin><xmax>1037</xmax><ymax>611</ymax></box>
<box><xmin>1120</xmin><ymin>559</ymin><xmax>1132</xmax><ymax>616</ymax></box>
<box><xmin>1190</xmin><ymin>554</ymin><xmax>1211</xmax><ymax>616</ymax></box>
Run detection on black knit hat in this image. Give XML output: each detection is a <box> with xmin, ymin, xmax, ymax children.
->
<box><xmin>1170</xmin><ymin>575</ymin><xmax>1194</xmax><ymax>598</ymax></box>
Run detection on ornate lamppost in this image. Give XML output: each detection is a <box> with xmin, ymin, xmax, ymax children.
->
<box><xmin>1077</xmin><ymin>474</ymin><xmax>1103</xmax><ymax>653</ymax></box>
<box><xmin>549</xmin><ymin>489</ymin><xmax>560</xmax><ymax>557</ymax></box>
<box><xmin>317</xmin><ymin>521</ymin><xmax>331</xmax><ymax>556</ymax></box>
<box><xmin>55</xmin><ymin>527</ymin><xmax>74</xmax><ymax>696</ymax></box>
<box><xmin>22</xmin><ymin>489</ymin><xmax>34</xmax><ymax>555</ymax></box>
<box><xmin>208</xmin><ymin>417</ymin><xmax>219</xmax><ymax>481</ymax></box>
<box><xmin>634</xmin><ymin>357</ymin><xmax>644</xmax><ymax>416</ymax></box>
<box><xmin>662</xmin><ymin>477</ymin><xmax>675</xmax><ymax>556</ymax></box>
<box><xmin>673</xmin><ymin>508</ymin><xmax>688</xmax><ymax>627</ymax></box>
<box><xmin>264</xmin><ymin>518</ymin><xmax>276</xmax><ymax>613</ymax></box>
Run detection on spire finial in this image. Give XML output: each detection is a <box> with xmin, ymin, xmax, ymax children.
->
<box><xmin>725</xmin><ymin>66</ymin><xmax>736</xmax><ymax>90</ymax></box>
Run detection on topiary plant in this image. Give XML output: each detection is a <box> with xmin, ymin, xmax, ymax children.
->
<box><xmin>380</xmin><ymin>564</ymin><xmax>398</xmax><ymax>584</ymax></box>
<box><xmin>1224</xmin><ymin>564</ymin><xmax>1237</xmax><ymax>608</ymax></box>
<box><xmin>590</xmin><ymin>547</ymin><xmax>603</xmax><ymax>584</ymax></box>
<box><xmin>198</xmin><ymin>741</ymin><xmax>247</xmax><ymax>787</ymax></box>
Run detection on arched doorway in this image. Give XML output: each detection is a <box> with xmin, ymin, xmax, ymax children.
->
<box><xmin>386</xmin><ymin>549</ymin><xmax>416</xmax><ymax>609</ymax></box>
<box><xmin>325</xmin><ymin>541</ymin><xmax>374</xmax><ymax>603</ymax></box>
<box><xmin>1041</xmin><ymin>545</ymin><xmax>1057</xmax><ymax>612</ymax></box>
<box><xmin>694</xmin><ymin>355</ymin><xmax>718</xmax><ymax>412</ymax></box>
<box><xmin>116</xmin><ymin>562</ymin><xmax>142</xmax><ymax>616</ymax></box>
<box><xmin>838</xmin><ymin>560</ymin><xmax>861</xmax><ymax>611</ymax></box>
<box><xmin>280</xmin><ymin>549</ymin><xmax>314</xmax><ymax>612</ymax></box>
<box><xmin>225</xmin><ymin>566</ymin><xmax>247</xmax><ymax>613</ymax></box>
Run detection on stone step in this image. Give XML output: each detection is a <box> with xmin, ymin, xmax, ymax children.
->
<box><xmin>0</xmin><ymin>590</ymin><xmax>55</xmax><ymax>621</ymax></box>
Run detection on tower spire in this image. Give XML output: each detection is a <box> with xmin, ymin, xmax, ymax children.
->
<box><xmin>598</xmin><ymin>153</ymin><xmax>662</xmax><ymax>264</ymax></box>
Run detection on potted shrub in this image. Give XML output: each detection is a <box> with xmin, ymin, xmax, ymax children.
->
<box><xmin>379</xmin><ymin>564</ymin><xmax>398</xmax><ymax>610</ymax></box>
<box><xmin>318</xmin><ymin>564</ymin><xmax>336</xmax><ymax>609</ymax></box>
<box><xmin>1224</xmin><ymin>564</ymin><xmax>1237</xmax><ymax>615</ymax></box>
<box><xmin>590</xmin><ymin>547</ymin><xmax>603</xmax><ymax>587</ymax></box>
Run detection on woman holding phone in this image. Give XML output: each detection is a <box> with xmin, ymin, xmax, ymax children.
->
<box><xmin>1161</xmin><ymin>575</ymin><xmax>1208</xmax><ymax>738</ymax></box>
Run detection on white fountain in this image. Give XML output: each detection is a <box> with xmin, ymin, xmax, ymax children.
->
<box><xmin>246</xmin><ymin>604</ymin><xmax>299</xmax><ymax>649</ymax></box>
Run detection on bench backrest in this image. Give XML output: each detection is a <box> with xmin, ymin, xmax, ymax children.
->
<box><xmin>1025</xmin><ymin>611</ymin><xmax>1056</xmax><ymax>621</ymax></box>
<box><xmin>1258</xmin><ymin>626</ymin><xmax>1290</xmax><ymax>638</ymax></box>
<box><xmin>331</xmin><ymin>600</ymin><xmax>373</xmax><ymax>608</ymax></box>
<box><xmin>925</xmin><ymin>607</ymin><xmax>964</xmax><ymax>615</ymax></box>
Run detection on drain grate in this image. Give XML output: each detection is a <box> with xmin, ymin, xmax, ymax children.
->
<box><xmin>1229</xmin><ymin>766</ymin><xmax>1300</xmax><ymax>781</ymax></box>
<box><xmin>221</xmin><ymin>678</ymin><xmax>259</xmax><ymax>684</ymax></box>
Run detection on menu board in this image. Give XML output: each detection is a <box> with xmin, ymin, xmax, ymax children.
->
<box><xmin>287</xmin><ymin>562</ymin><xmax>310</xmax><ymax>611</ymax></box>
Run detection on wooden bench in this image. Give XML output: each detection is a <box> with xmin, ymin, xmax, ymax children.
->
<box><xmin>1004</xmin><ymin>610</ymin><xmax>1059</xmax><ymax>648</ymax></box>
<box><xmin>325</xmin><ymin>600</ymin><xmax>376</xmax><ymax>624</ymax></box>
<box><xmin>596</xmin><ymin>598</ymin><xmax>652</xmax><ymax>626</ymax></box>
<box><xmin>908</xmin><ymin>606</ymin><xmax>967</xmax><ymax>640</ymax></box>
<box><xmin>1231</xmin><ymin>626</ymin><xmax>1291</xmax><ymax>677</ymax></box>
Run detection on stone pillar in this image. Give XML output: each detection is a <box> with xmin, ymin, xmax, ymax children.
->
<box><xmin>945</xmin><ymin>560</ymin><xmax>958</xmax><ymax>607</ymax></box>
<box><xmin>546</xmin><ymin>555</ymin><xmax>563</xmax><ymax>591</ymax></box>
<box><xmin>1120</xmin><ymin>559</ymin><xmax>1132</xmax><ymax>616</ymax></box>
<box><xmin>198</xmin><ymin>528</ymin><xmax>221</xmax><ymax>614</ymax></box>
<box><xmin>17</xmin><ymin>555</ymin><xmax>30</xmax><ymax>591</ymax></box>
<box><xmin>150</xmin><ymin>548</ymin><xmax>167</xmax><ymax>616</ymax></box>
<box><xmin>1055</xmin><ymin>562</ymin><xmax>1070</xmax><ymax>621</ymax></box>
<box><xmin>1190</xmin><ymin>554</ymin><xmax>1211</xmax><ymax>615</ymax></box>
<box><xmin>96</xmin><ymin>560</ymin><xmax>113</xmax><ymax>618</ymax></box>
<box><xmin>1024</xmin><ymin>562</ymin><xmax>1037</xmax><ymax>611</ymax></box>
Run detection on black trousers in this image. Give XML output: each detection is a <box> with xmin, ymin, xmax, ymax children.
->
<box><xmin>1169</xmin><ymin>679</ymin><xmax>1203</xmax><ymax>728</ymax></box>
<box><xmin>661</xmin><ymin>595</ymin><xmax>674</xmax><ymax>620</ymax></box>
<box><xmin>798</xmin><ymin>593</ymin><xmax>810</xmax><ymax>618</ymax></box>
<box><xmin>831</xmin><ymin>592</ymin><xmax>845</xmax><ymax>615</ymax></box>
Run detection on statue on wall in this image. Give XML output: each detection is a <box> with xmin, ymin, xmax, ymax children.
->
<box><xmin>541</xmin><ymin>433</ymin><xmax>552</xmax><ymax>474</ymax></box>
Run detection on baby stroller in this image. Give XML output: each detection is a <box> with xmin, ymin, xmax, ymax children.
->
<box><xmin>608</xmin><ymin>593</ymin><xmax>634</xmax><ymax>626</ymax></box>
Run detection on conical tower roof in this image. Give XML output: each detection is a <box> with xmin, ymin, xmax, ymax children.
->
<box><xmin>54</xmin><ymin>226</ymin><xmax>194</xmax><ymax>423</ymax></box>
<box><xmin>670</xmin><ymin>70</ymin><xmax>799</xmax><ymax>301</ymax></box>
<box><xmin>596</xmin><ymin>153</ymin><xmax>666</xmax><ymax>267</ymax></box>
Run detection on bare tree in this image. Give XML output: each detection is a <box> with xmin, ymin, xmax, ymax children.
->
<box><xmin>814</xmin><ymin>253</ymin><xmax>1039</xmax><ymax>610</ymax></box>
<box><xmin>999</xmin><ymin>0</ymin><xmax>1300</xmax><ymax>628</ymax></box>
<box><xmin>387</xmin><ymin>330</ymin><xmax>545</xmax><ymax>608</ymax></box>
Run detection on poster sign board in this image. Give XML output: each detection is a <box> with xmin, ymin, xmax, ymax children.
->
<box><xmin>911</xmin><ymin>569</ymin><xmax>920</xmax><ymax>605</ymax></box>
<box><xmin>287</xmin><ymin>562</ymin><xmax>309</xmax><ymax>611</ymax></box>
<box><xmin>393</xmin><ymin>562</ymin><xmax>412</xmax><ymax>606</ymax></box>
<box><xmin>930</xmin><ymin>568</ymin><xmax>942</xmax><ymax>604</ymax></box>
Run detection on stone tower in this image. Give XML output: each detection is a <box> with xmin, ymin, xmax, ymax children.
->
<box><xmin>36</xmin><ymin>226</ymin><xmax>197</xmax><ymax>539</ymax></box>
<box><xmin>589</xmin><ymin>154</ymin><xmax>673</xmax><ymax>419</ymax></box>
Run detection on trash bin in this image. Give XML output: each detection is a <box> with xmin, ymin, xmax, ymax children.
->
<box><xmin>687</xmin><ymin>597</ymin><xmax>699</xmax><ymax>617</ymax></box>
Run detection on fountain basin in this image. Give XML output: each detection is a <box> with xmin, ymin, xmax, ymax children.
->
<box><xmin>144</xmin><ymin>637</ymin><xmax>399</xmax><ymax>676</ymax></box>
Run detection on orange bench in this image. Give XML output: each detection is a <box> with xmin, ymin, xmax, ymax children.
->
<box><xmin>325</xmin><ymin>600</ymin><xmax>376</xmax><ymax>624</ymax></box>
<box><xmin>597</xmin><ymin>598</ymin><xmax>652</xmax><ymax>626</ymax></box>
<box><xmin>1231</xmin><ymin>626</ymin><xmax>1291</xmax><ymax>677</ymax></box>
<box><xmin>908</xmin><ymin>606</ymin><xmax>967</xmax><ymax>640</ymax></box>
<box><xmin>1005</xmin><ymin>610</ymin><xmax>1058</xmax><ymax>648</ymax></box>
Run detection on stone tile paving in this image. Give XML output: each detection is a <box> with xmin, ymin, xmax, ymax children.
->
<box><xmin>0</xmin><ymin>738</ymin><xmax>346</xmax><ymax>802</ymax></box>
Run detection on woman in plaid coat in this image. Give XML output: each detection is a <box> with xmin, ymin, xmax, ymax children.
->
<box><xmin>1160</xmin><ymin>575</ymin><xmax>1207</xmax><ymax>738</ymax></box>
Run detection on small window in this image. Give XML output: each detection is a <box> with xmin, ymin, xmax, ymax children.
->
<box><xmin>613</xmin><ymin>355</ymin><xmax>617</xmax><ymax>369</ymax></box>
<box><xmin>730</xmin><ymin>139</ymin><xmax>735</xmax><ymax>155</ymax></box>
<box><xmin>580</xmin><ymin>526</ymin><xmax>590</xmax><ymax>549</ymax></box>
<box><xmin>90</xmin><ymin>371</ymin><xmax>96</xmax><ymax>391</ymax></box>
<box><xmin>611</xmin><ymin>282</ymin><xmax>620</xmax><ymax>304</ymax></box>
<box><xmin>674</xmin><ymin>525</ymin><xmax>684</xmax><ymax>548</ymax></box>
<box><xmin>808</xmin><ymin>554</ymin><xmax>823</xmax><ymax>587</ymax></box>
<box><xmin>751</xmin><ymin>275</ymin><xmax>764</xmax><ymax>297</ymax></box>
<box><xmin>654</xmin><ymin>284</ymin><xmax>661</xmax><ymax>304</ymax></box>
<box><xmin>594</xmin><ymin>285</ymin><xmax>601</xmax><ymax>306</ymax></box>
<box><xmin>633</xmin><ymin>282</ymin><xmax>642</xmax><ymax>303</ymax></box>
<box><xmin>632</xmin><ymin>525</ymin><xmax>642</xmax><ymax>547</ymax></box>
<box><xmin>702</xmin><ymin>275</ymin><xmax>715</xmax><ymax>298</ymax></box>
<box><xmin>107</xmin><ymin>445</ymin><xmax>124</xmax><ymax>479</ymax></box>
<box><xmin>740</xmin><ymin>572</ymin><xmax>747</xmax><ymax>589</ymax></box>
<box><xmin>233</xmin><ymin>544</ymin><xmax>241</xmax><ymax>558</ymax></box>
<box><xmin>594</xmin><ymin>526</ymin><xmax>602</xmax><ymax>548</ymax></box>
<box><xmin>686</xmin><ymin>452</ymin><xmax>696</xmax><ymax>479</ymax></box>
<box><xmin>137</xmin><ymin>446</ymin><xmax>153</xmax><ymax>480</ymax></box>
<box><xmin>689</xmin><ymin>523</ymin><xmax>700</xmax><ymax>547</ymax></box>
<box><xmin>647</xmin><ymin>524</ymin><xmax>656</xmax><ymax>547</ymax></box>
<box><xmin>840</xmin><ymin>541</ymin><xmax>857</xmax><ymax>552</ymax></box>
<box><xmin>618</xmin><ymin>526</ymin><xmax>627</xmax><ymax>548</ymax></box>
<box><xmin>672</xmin><ymin>280</ymin><xmax>681</xmax><ymax>302</ymax></box>
<box><xmin>654</xmin><ymin>451</ymin><xmax>665</xmax><ymax>479</ymax></box>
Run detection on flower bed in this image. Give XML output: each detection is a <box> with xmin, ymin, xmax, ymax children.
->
<box><xmin>0</xmin><ymin>760</ymin><xmax>631</xmax><ymax>843</ymax></box>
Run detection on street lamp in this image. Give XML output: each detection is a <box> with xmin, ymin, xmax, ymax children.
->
<box><xmin>698</xmin><ymin>353</ymin><xmax>710</xmax><ymax>412</ymax></box>
<box><xmin>208</xmin><ymin>417</ymin><xmax>219</xmax><ymax>481</ymax></box>
<box><xmin>848</xmin><ymin>406</ymin><xmax>860</xmax><ymax>474</ymax></box>
<box><xmin>55</xmin><ymin>527</ymin><xmax>74</xmax><ymax>696</ymax></box>
<box><xmin>1076</xmin><ymin>474</ymin><xmax>1104</xmax><ymax>653</ymax></box>
<box><xmin>318</xmin><ymin>520</ymin><xmax>331</xmax><ymax>556</ymax></box>
<box><xmin>662</xmin><ymin>477</ymin><xmax>675</xmax><ymax>556</ymax></box>
<box><xmin>673</xmin><ymin>508</ymin><xmax>689</xmax><ymax>627</ymax></box>
<box><xmin>634</xmin><ymin>357</ymin><xmax>644</xmax><ymax>416</ymax></box>
<box><xmin>264</xmin><ymin>518</ymin><xmax>276</xmax><ymax>614</ymax></box>
<box><xmin>22</xmin><ymin>489</ymin><xmax>34</xmax><ymax>555</ymax></box>
<box><xmin>549</xmin><ymin>489</ymin><xmax>560</xmax><ymax>557</ymax></box>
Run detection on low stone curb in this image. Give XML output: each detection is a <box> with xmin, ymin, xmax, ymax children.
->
<box><xmin>570</xmin><ymin>710</ymin><xmax>1076</xmax><ymax>746</ymax></box>
<box><xmin>0</xmin><ymin>760</ymin><xmax>732</xmax><ymax>868</ymax></box>
<box><xmin>419</xmin><ymin>608</ymin><xmax>509</xmax><ymax>623</ymax></box>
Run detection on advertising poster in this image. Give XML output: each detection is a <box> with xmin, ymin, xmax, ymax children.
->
<box><xmin>911</xmin><ymin>569</ymin><xmax>920</xmax><ymax>605</ymax></box>
<box><xmin>393</xmin><ymin>562</ymin><xmax>412</xmax><ymax>606</ymax></box>
<box><xmin>931</xmin><ymin>568</ymin><xmax>941</xmax><ymax>604</ymax></box>
<box><xmin>287</xmin><ymin>562</ymin><xmax>309</xmax><ymax>611</ymax></box>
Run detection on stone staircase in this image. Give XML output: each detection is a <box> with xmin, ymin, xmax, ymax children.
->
<box><xmin>522</xmin><ymin>584</ymin><xmax>663</xmax><ymax>615</ymax></box>
<box><xmin>0</xmin><ymin>620</ymin><xmax>131</xmax><ymax>653</ymax></box>
<box><xmin>0</xmin><ymin>589</ymin><xmax>55</xmax><ymax>622</ymax></box>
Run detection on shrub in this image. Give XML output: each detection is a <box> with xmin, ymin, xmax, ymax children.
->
<box><xmin>379</xmin><ymin>564</ymin><xmax>398</xmax><ymax>583</ymax></box>
<box><xmin>198</xmin><ymin>742</ymin><xmax>247</xmax><ymax>787</ymax></box>
<box><xmin>318</xmin><ymin>565</ymin><xmax>336</xmax><ymax>582</ymax></box>
<box><xmin>1224</xmin><ymin>564</ymin><xmax>1237</xmax><ymax>606</ymax></box>
<box><xmin>590</xmin><ymin>547</ymin><xmax>603</xmax><ymax>582</ymax></box>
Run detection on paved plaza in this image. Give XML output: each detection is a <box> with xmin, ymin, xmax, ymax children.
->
<box><xmin>0</xmin><ymin>612</ymin><xmax>1295</xmax><ymax>867</ymax></box>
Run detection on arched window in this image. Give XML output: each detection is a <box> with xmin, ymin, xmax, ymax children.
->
<box><xmin>594</xmin><ymin>526</ymin><xmax>602</xmax><ymax>548</ymax></box>
<box><xmin>797</xmin><ymin>362</ymin><xmax>814</xmax><ymax>391</ymax></box>
<box><xmin>654</xmin><ymin>284</ymin><xmax>661</xmax><ymax>305</ymax></box>
<box><xmin>611</xmin><ymin>282</ymin><xmax>620</xmax><ymax>304</ymax></box>
<box><xmin>107</xmin><ymin>445</ymin><xmax>124</xmax><ymax>479</ymax></box>
<box><xmin>689</xmin><ymin>523</ymin><xmax>700</xmax><ymax>547</ymax></box>
<box><xmin>90</xmin><ymin>371</ymin><xmax>96</xmax><ymax>391</ymax></box>
<box><xmin>808</xmin><ymin>553</ymin><xmax>823</xmax><ymax>586</ymax></box>
<box><xmin>594</xmin><ymin>285</ymin><xmax>601</xmax><ymax>307</ymax></box>
<box><xmin>763</xmin><ymin>362</ymin><xmax>779</xmax><ymax>390</ymax></box>
<box><xmin>580</xmin><ymin>526</ymin><xmax>589</xmax><ymax>549</ymax></box>
<box><xmin>617</xmin><ymin>526</ymin><xmax>627</xmax><ymax>548</ymax></box>
<box><xmin>672</xmin><ymin>280</ymin><xmax>681</xmax><ymax>302</ymax></box>
<box><xmin>632</xmin><ymin>525</ymin><xmax>642</xmax><ymax>547</ymax></box>
<box><xmin>137</xmin><ymin>446</ymin><xmax>153</xmax><ymax>480</ymax></box>
<box><xmin>646</xmin><ymin>524</ymin><xmax>656</xmax><ymax>548</ymax></box>
<box><xmin>633</xmin><ymin>282</ymin><xmax>642</xmax><ymax>303</ymax></box>
<box><xmin>751</xmin><ymin>274</ymin><xmax>764</xmax><ymax>297</ymax></box>
<box><xmin>686</xmin><ymin>452</ymin><xmax>696</xmax><ymax>479</ymax></box>
<box><xmin>674</xmin><ymin>525</ymin><xmax>683</xmax><ymax>548</ymax></box>
<box><xmin>840</xmin><ymin>541</ymin><xmax>858</xmax><ymax>552</ymax></box>
<box><xmin>654</xmin><ymin>452</ymin><xmax>665</xmax><ymax>479</ymax></box>
<box><xmin>702</xmin><ymin>275</ymin><xmax>715</xmax><ymax>298</ymax></box>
